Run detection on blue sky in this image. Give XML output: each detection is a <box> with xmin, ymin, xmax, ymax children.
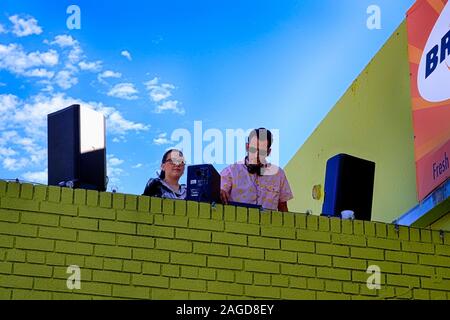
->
<box><xmin>0</xmin><ymin>0</ymin><xmax>415</xmax><ymax>195</ymax></box>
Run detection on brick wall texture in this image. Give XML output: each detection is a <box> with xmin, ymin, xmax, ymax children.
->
<box><xmin>0</xmin><ymin>180</ymin><xmax>449</xmax><ymax>300</ymax></box>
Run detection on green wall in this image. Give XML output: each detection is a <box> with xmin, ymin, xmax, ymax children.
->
<box><xmin>285</xmin><ymin>21</ymin><xmax>418</xmax><ymax>224</ymax></box>
<box><xmin>0</xmin><ymin>180</ymin><xmax>449</xmax><ymax>300</ymax></box>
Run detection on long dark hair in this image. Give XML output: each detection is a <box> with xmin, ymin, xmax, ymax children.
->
<box><xmin>159</xmin><ymin>149</ymin><xmax>184</xmax><ymax>180</ymax></box>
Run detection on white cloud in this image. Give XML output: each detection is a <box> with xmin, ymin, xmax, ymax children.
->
<box><xmin>155</xmin><ymin>100</ymin><xmax>185</xmax><ymax>115</ymax></box>
<box><xmin>0</xmin><ymin>93</ymin><xmax>151</xmax><ymax>182</ymax></box>
<box><xmin>9</xmin><ymin>15</ymin><xmax>43</xmax><ymax>37</ymax></box>
<box><xmin>101</xmin><ymin>107</ymin><xmax>149</xmax><ymax>134</ymax></box>
<box><xmin>40</xmin><ymin>51</ymin><xmax>59</xmax><ymax>65</ymax></box>
<box><xmin>22</xmin><ymin>169</ymin><xmax>48</xmax><ymax>184</ymax></box>
<box><xmin>121</xmin><ymin>50</ymin><xmax>132</xmax><ymax>61</ymax></box>
<box><xmin>0</xmin><ymin>147</ymin><xmax>17</xmax><ymax>157</ymax></box>
<box><xmin>0</xmin><ymin>91</ymin><xmax>149</xmax><ymax>174</ymax></box>
<box><xmin>23</xmin><ymin>68</ymin><xmax>54</xmax><ymax>78</ymax></box>
<box><xmin>0</xmin><ymin>43</ymin><xmax>59</xmax><ymax>75</ymax></box>
<box><xmin>9</xmin><ymin>93</ymin><xmax>149</xmax><ymax>138</ymax></box>
<box><xmin>111</xmin><ymin>136</ymin><xmax>127</xmax><ymax>143</ymax></box>
<box><xmin>0</xmin><ymin>131</ymin><xmax>19</xmax><ymax>145</ymax></box>
<box><xmin>16</xmin><ymin>137</ymin><xmax>34</xmax><ymax>147</ymax></box>
<box><xmin>107</xmin><ymin>154</ymin><xmax>125</xmax><ymax>187</ymax></box>
<box><xmin>144</xmin><ymin>77</ymin><xmax>184</xmax><ymax>115</ymax></box>
<box><xmin>19</xmin><ymin>147</ymin><xmax>46</xmax><ymax>167</ymax></box>
<box><xmin>64</xmin><ymin>63</ymin><xmax>79</xmax><ymax>73</ymax></box>
<box><xmin>100</xmin><ymin>70</ymin><xmax>121</xmax><ymax>78</ymax></box>
<box><xmin>0</xmin><ymin>24</ymin><xmax>6</xmax><ymax>34</ymax></box>
<box><xmin>50</xmin><ymin>35</ymin><xmax>77</xmax><ymax>47</ymax></box>
<box><xmin>0</xmin><ymin>95</ymin><xmax>19</xmax><ymax>131</ymax></box>
<box><xmin>68</xmin><ymin>45</ymin><xmax>83</xmax><ymax>64</ymax></box>
<box><xmin>109</xmin><ymin>157</ymin><xmax>124</xmax><ymax>166</ymax></box>
<box><xmin>132</xmin><ymin>163</ymin><xmax>143</xmax><ymax>169</ymax></box>
<box><xmin>38</xmin><ymin>80</ymin><xmax>54</xmax><ymax>93</ymax></box>
<box><xmin>42</xmin><ymin>85</ymin><xmax>54</xmax><ymax>92</ymax></box>
<box><xmin>0</xmin><ymin>108</ymin><xmax>47</xmax><ymax>173</ymax></box>
<box><xmin>55</xmin><ymin>70</ymin><xmax>78</xmax><ymax>89</ymax></box>
<box><xmin>0</xmin><ymin>129</ymin><xmax>47</xmax><ymax>171</ymax></box>
<box><xmin>153</xmin><ymin>133</ymin><xmax>171</xmax><ymax>145</ymax></box>
<box><xmin>0</xmin><ymin>94</ymin><xmax>20</xmax><ymax>114</ymax></box>
<box><xmin>144</xmin><ymin>77</ymin><xmax>175</xmax><ymax>102</ymax></box>
<box><xmin>107</xmin><ymin>83</ymin><xmax>138</xmax><ymax>100</ymax></box>
<box><xmin>49</xmin><ymin>35</ymin><xmax>84</xmax><ymax>64</ymax></box>
<box><xmin>98</xmin><ymin>70</ymin><xmax>122</xmax><ymax>83</ymax></box>
<box><xmin>79</xmin><ymin>60</ymin><xmax>102</xmax><ymax>72</ymax></box>
<box><xmin>3</xmin><ymin>157</ymin><xmax>30</xmax><ymax>171</ymax></box>
<box><xmin>11</xmin><ymin>95</ymin><xmax>62</xmax><ymax>137</ymax></box>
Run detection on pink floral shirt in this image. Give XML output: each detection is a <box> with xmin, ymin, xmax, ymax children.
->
<box><xmin>220</xmin><ymin>161</ymin><xmax>294</xmax><ymax>210</ymax></box>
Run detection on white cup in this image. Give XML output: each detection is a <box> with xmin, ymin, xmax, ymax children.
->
<box><xmin>341</xmin><ymin>210</ymin><xmax>355</xmax><ymax>220</ymax></box>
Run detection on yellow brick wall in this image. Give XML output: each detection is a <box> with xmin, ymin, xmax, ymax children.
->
<box><xmin>0</xmin><ymin>180</ymin><xmax>449</xmax><ymax>300</ymax></box>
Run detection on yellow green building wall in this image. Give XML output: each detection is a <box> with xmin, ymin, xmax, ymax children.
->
<box><xmin>284</xmin><ymin>21</ymin><xmax>420</xmax><ymax>224</ymax></box>
<box><xmin>0</xmin><ymin>180</ymin><xmax>449</xmax><ymax>300</ymax></box>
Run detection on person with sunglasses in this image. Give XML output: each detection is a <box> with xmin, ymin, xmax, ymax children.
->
<box><xmin>220</xmin><ymin>128</ymin><xmax>293</xmax><ymax>212</ymax></box>
<box><xmin>143</xmin><ymin>149</ymin><xmax>187</xmax><ymax>199</ymax></box>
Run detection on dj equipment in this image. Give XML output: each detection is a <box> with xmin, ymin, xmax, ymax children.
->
<box><xmin>47</xmin><ymin>104</ymin><xmax>107</xmax><ymax>191</ymax></box>
<box><xmin>321</xmin><ymin>154</ymin><xmax>375</xmax><ymax>221</ymax></box>
<box><xmin>186</xmin><ymin>164</ymin><xmax>221</xmax><ymax>203</ymax></box>
<box><xmin>228</xmin><ymin>201</ymin><xmax>262</xmax><ymax>210</ymax></box>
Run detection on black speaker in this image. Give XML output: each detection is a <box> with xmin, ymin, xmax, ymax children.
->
<box><xmin>186</xmin><ymin>164</ymin><xmax>221</xmax><ymax>203</ymax></box>
<box><xmin>321</xmin><ymin>154</ymin><xmax>375</xmax><ymax>221</ymax></box>
<box><xmin>48</xmin><ymin>104</ymin><xmax>107</xmax><ymax>191</ymax></box>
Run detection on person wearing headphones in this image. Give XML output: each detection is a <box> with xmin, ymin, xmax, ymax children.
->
<box><xmin>220</xmin><ymin>128</ymin><xmax>293</xmax><ymax>212</ymax></box>
<box><xmin>143</xmin><ymin>149</ymin><xmax>187</xmax><ymax>199</ymax></box>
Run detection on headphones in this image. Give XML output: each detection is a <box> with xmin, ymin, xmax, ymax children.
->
<box><xmin>245</xmin><ymin>156</ymin><xmax>267</xmax><ymax>176</ymax></box>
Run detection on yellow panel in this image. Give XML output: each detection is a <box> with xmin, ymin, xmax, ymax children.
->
<box><xmin>284</xmin><ymin>21</ymin><xmax>418</xmax><ymax>223</ymax></box>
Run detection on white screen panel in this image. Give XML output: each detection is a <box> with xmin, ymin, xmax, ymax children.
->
<box><xmin>79</xmin><ymin>105</ymin><xmax>105</xmax><ymax>154</ymax></box>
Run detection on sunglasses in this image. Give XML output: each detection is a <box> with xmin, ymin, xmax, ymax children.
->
<box><xmin>248</xmin><ymin>147</ymin><xmax>268</xmax><ymax>155</ymax></box>
<box><xmin>164</xmin><ymin>158</ymin><xmax>186</xmax><ymax>166</ymax></box>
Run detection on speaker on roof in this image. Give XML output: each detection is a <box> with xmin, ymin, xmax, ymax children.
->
<box><xmin>47</xmin><ymin>104</ymin><xmax>107</xmax><ymax>191</ymax></box>
<box><xmin>321</xmin><ymin>154</ymin><xmax>375</xmax><ymax>221</ymax></box>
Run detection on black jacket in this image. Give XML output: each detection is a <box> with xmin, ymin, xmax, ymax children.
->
<box><xmin>142</xmin><ymin>178</ymin><xmax>165</xmax><ymax>197</ymax></box>
<box><xmin>142</xmin><ymin>178</ymin><xmax>186</xmax><ymax>199</ymax></box>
